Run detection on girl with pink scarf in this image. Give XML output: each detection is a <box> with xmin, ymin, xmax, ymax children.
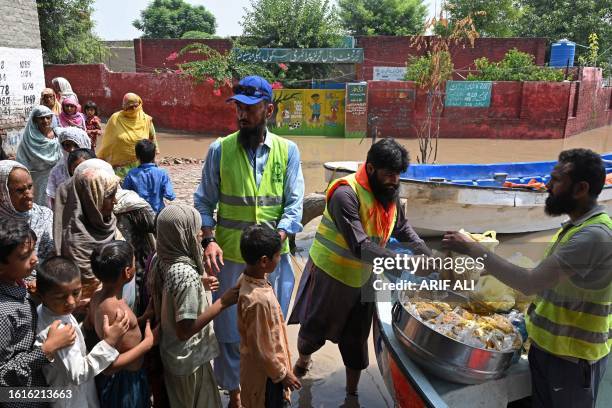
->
<box><xmin>58</xmin><ymin>95</ymin><xmax>87</xmax><ymax>130</ymax></box>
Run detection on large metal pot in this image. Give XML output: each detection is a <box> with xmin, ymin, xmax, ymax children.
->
<box><xmin>392</xmin><ymin>298</ymin><xmax>520</xmax><ymax>385</ymax></box>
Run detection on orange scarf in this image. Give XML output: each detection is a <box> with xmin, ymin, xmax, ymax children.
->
<box><xmin>327</xmin><ymin>164</ymin><xmax>397</xmax><ymax>247</ymax></box>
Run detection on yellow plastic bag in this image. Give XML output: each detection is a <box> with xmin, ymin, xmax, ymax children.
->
<box><xmin>474</xmin><ymin>275</ymin><xmax>515</xmax><ymax>312</ymax></box>
<box><xmin>458</xmin><ymin>229</ymin><xmax>499</xmax><ymax>252</ymax></box>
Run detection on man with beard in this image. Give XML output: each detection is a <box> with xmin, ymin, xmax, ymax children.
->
<box><xmin>443</xmin><ymin>148</ymin><xmax>612</xmax><ymax>408</ymax></box>
<box><xmin>288</xmin><ymin>138</ymin><xmax>432</xmax><ymax>399</ymax></box>
<box><xmin>194</xmin><ymin>75</ymin><xmax>304</xmax><ymax>407</ymax></box>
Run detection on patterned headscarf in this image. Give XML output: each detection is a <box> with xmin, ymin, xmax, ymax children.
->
<box><xmin>0</xmin><ymin>160</ymin><xmax>30</xmax><ymax>219</ymax></box>
<box><xmin>59</xmin><ymin>95</ymin><xmax>86</xmax><ymax>128</ymax></box>
<box><xmin>16</xmin><ymin>105</ymin><xmax>61</xmax><ymax>173</ymax></box>
<box><xmin>51</xmin><ymin>127</ymin><xmax>92</xmax><ymax>183</ymax></box>
<box><xmin>54</xmin><ymin>159</ymin><xmax>120</xmax><ymax>279</ymax></box>
<box><xmin>150</xmin><ymin>205</ymin><xmax>205</xmax><ymax>311</ymax></box>
<box><xmin>155</xmin><ymin>204</ymin><xmax>204</xmax><ymax>274</ymax></box>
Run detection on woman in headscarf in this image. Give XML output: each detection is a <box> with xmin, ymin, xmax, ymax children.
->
<box><xmin>39</xmin><ymin>88</ymin><xmax>61</xmax><ymax>126</ymax></box>
<box><xmin>97</xmin><ymin>93</ymin><xmax>158</xmax><ymax>178</ymax></box>
<box><xmin>114</xmin><ymin>188</ymin><xmax>156</xmax><ymax>315</ymax></box>
<box><xmin>46</xmin><ymin>127</ymin><xmax>91</xmax><ymax>208</ymax></box>
<box><xmin>58</xmin><ymin>95</ymin><xmax>86</xmax><ymax>130</ymax></box>
<box><xmin>0</xmin><ymin>160</ymin><xmax>55</xmax><ymax>264</ymax></box>
<box><xmin>54</xmin><ymin>158</ymin><xmax>120</xmax><ymax>302</ymax></box>
<box><xmin>150</xmin><ymin>204</ymin><xmax>222</xmax><ymax>408</ymax></box>
<box><xmin>16</xmin><ymin>105</ymin><xmax>61</xmax><ymax>206</ymax></box>
<box><xmin>51</xmin><ymin>77</ymin><xmax>79</xmax><ymax>105</ymax></box>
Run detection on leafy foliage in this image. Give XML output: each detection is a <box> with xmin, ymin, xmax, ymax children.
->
<box><xmin>442</xmin><ymin>0</ymin><xmax>521</xmax><ymax>37</ymax></box>
<box><xmin>405</xmin><ymin>51</ymin><xmax>454</xmax><ymax>88</ymax></box>
<box><xmin>578</xmin><ymin>33</ymin><xmax>599</xmax><ymax>67</ymax></box>
<box><xmin>405</xmin><ymin>15</ymin><xmax>480</xmax><ymax>164</ymax></box>
<box><xmin>467</xmin><ymin>49</ymin><xmax>566</xmax><ymax>81</ymax></box>
<box><xmin>177</xmin><ymin>43</ymin><xmax>281</xmax><ymax>90</ymax></box>
<box><xmin>36</xmin><ymin>0</ymin><xmax>108</xmax><ymax>64</ymax></box>
<box><xmin>133</xmin><ymin>0</ymin><xmax>216</xmax><ymax>39</ymax></box>
<box><xmin>515</xmin><ymin>0</ymin><xmax>611</xmax><ymax>63</ymax></box>
<box><xmin>240</xmin><ymin>0</ymin><xmax>343</xmax><ymax>87</ymax></box>
<box><xmin>338</xmin><ymin>0</ymin><xmax>427</xmax><ymax>36</ymax></box>
<box><xmin>181</xmin><ymin>31</ymin><xmax>217</xmax><ymax>40</ymax></box>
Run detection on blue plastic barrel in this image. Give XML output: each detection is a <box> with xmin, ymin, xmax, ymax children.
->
<box><xmin>550</xmin><ymin>39</ymin><xmax>576</xmax><ymax>68</ymax></box>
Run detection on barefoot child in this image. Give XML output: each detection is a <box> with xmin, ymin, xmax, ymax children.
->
<box><xmin>150</xmin><ymin>204</ymin><xmax>239</xmax><ymax>408</ymax></box>
<box><xmin>84</xmin><ymin>101</ymin><xmax>102</xmax><ymax>149</ymax></box>
<box><xmin>0</xmin><ymin>219</ymin><xmax>76</xmax><ymax>390</ymax></box>
<box><xmin>88</xmin><ymin>240</ymin><xmax>156</xmax><ymax>408</ymax></box>
<box><xmin>35</xmin><ymin>256</ymin><xmax>130</xmax><ymax>408</ymax></box>
<box><xmin>238</xmin><ymin>225</ymin><xmax>301</xmax><ymax>407</ymax></box>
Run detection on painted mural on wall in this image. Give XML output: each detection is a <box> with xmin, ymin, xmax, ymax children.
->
<box><xmin>270</xmin><ymin>89</ymin><xmax>345</xmax><ymax>136</ymax></box>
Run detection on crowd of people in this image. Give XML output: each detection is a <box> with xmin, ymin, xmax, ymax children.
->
<box><xmin>0</xmin><ymin>73</ymin><xmax>610</xmax><ymax>408</ymax></box>
<box><xmin>0</xmin><ymin>75</ymin><xmax>315</xmax><ymax>408</ymax></box>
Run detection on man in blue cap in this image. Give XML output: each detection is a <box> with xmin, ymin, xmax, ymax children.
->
<box><xmin>194</xmin><ymin>75</ymin><xmax>304</xmax><ymax>407</ymax></box>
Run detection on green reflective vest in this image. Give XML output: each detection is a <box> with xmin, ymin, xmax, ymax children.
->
<box><xmin>217</xmin><ymin>131</ymin><xmax>289</xmax><ymax>263</ymax></box>
<box><xmin>525</xmin><ymin>212</ymin><xmax>612</xmax><ymax>361</ymax></box>
<box><xmin>309</xmin><ymin>173</ymin><xmax>397</xmax><ymax>288</ymax></box>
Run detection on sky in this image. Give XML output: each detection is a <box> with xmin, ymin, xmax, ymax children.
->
<box><xmin>92</xmin><ymin>0</ymin><xmax>441</xmax><ymax>40</ymax></box>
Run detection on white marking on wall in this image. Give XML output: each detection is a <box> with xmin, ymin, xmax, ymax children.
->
<box><xmin>0</xmin><ymin>47</ymin><xmax>45</xmax><ymax>119</ymax></box>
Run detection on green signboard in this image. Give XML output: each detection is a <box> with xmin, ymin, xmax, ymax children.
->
<box><xmin>235</xmin><ymin>48</ymin><xmax>364</xmax><ymax>63</ymax></box>
<box><xmin>346</xmin><ymin>83</ymin><xmax>367</xmax><ymax>103</ymax></box>
<box><xmin>444</xmin><ymin>81</ymin><xmax>493</xmax><ymax>107</ymax></box>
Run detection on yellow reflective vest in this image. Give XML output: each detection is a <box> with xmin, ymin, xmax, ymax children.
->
<box><xmin>526</xmin><ymin>212</ymin><xmax>612</xmax><ymax>361</ymax></box>
<box><xmin>216</xmin><ymin>131</ymin><xmax>290</xmax><ymax>262</ymax></box>
<box><xmin>309</xmin><ymin>173</ymin><xmax>397</xmax><ymax>288</ymax></box>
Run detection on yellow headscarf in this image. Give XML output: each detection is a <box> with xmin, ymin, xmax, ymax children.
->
<box><xmin>97</xmin><ymin>93</ymin><xmax>153</xmax><ymax>167</ymax></box>
<box><xmin>40</xmin><ymin>88</ymin><xmax>61</xmax><ymax>115</ymax></box>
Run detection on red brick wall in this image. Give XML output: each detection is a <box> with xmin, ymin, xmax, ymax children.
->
<box><xmin>564</xmin><ymin>68</ymin><xmax>612</xmax><ymax>136</ymax></box>
<box><xmin>45</xmin><ymin>65</ymin><xmax>610</xmax><ymax>139</ymax></box>
<box><xmin>355</xmin><ymin>36</ymin><xmax>548</xmax><ymax>81</ymax></box>
<box><xmin>131</xmin><ymin>36</ymin><xmax>548</xmax><ymax>81</ymax></box>
<box><xmin>367</xmin><ymin>68</ymin><xmax>611</xmax><ymax>140</ymax></box>
<box><xmin>44</xmin><ymin>64</ymin><xmax>236</xmax><ymax>134</ymax></box>
<box><xmin>133</xmin><ymin>38</ymin><xmax>233</xmax><ymax>73</ymax></box>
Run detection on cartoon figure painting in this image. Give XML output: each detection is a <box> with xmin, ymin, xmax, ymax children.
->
<box><xmin>309</xmin><ymin>93</ymin><xmax>321</xmax><ymax>124</ymax></box>
<box><xmin>325</xmin><ymin>100</ymin><xmax>339</xmax><ymax>127</ymax></box>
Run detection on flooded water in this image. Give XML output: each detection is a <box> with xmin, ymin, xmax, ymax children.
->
<box><xmin>157</xmin><ymin>126</ymin><xmax>611</xmax><ymax>407</ymax></box>
<box><xmin>158</xmin><ymin>126</ymin><xmax>612</xmax><ymax>195</ymax></box>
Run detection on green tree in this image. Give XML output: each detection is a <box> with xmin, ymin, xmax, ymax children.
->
<box><xmin>177</xmin><ymin>43</ymin><xmax>280</xmax><ymax>89</ymax></box>
<box><xmin>181</xmin><ymin>31</ymin><xmax>217</xmax><ymax>39</ymax></box>
<box><xmin>338</xmin><ymin>0</ymin><xmax>427</xmax><ymax>35</ymax></box>
<box><xmin>240</xmin><ymin>0</ymin><xmax>343</xmax><ymax>87</ymax></box>
<box><xmin>443</xmin><ymin>0</ymin><xmax>521</xmax><ymax>37</ymax></box>
<box><xmin>467</xmin><ymin>48</ymin><xmax>566</xmax><ymax>81</ymax></box>
<box><xmin>133</xmin><ymin>0</ymin><xmax>216</xmax><ymax>39</ymax></box>
<box><xmin>515</xmin><ymin>0</ymin><xmax>611</xmax><ymax>63</ymax></box>
<box><xmin>37</xmin><ymin>0</ymin><xmax>108</xmax><ymax>64</ymax></box>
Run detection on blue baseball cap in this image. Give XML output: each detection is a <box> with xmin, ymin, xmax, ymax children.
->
<box><xmin>227</xmin><ymin>75</ymin><xmax>273</xmax><ymax>105</ymax></box>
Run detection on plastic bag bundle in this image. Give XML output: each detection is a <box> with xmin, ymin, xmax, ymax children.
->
<box><xmin>404</xmin><ymin>297</ymin><xmax>523</xmax><ymax>352</ymax></box>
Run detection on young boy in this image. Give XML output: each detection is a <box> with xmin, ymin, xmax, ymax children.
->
<box><xmin>35</xmin><ymin>256</ymin><xmax>130</xmax><ymax>408</ymax></box>
<box><xmin>238</xmin><ymin>225</ymin><xmax>301</xmax><ymax>408</ymax></box>
<box><xmin>88</xmin><ymin>241</ymin><xmax>156</xmax><ymax>408</ymax></box>
<box><xmin>0</xmin><ymin>219</ymin><xmax>76</xmax><ymax>396</ymax></box>
<box><xmin>122</xmin><ymin>139</ymin><xmax>175</xmax><ymax>213</ymax></box>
